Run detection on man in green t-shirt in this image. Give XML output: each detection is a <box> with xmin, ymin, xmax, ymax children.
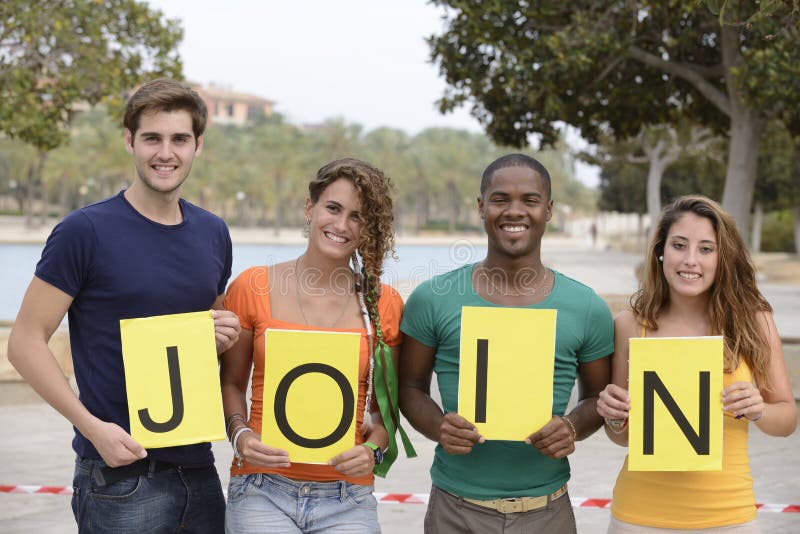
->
<box><xmin>399</xmin><ymin>153</ymin><xmax>613</xmax><ymax>533</ymax></box>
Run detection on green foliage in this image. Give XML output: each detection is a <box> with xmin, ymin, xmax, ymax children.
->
<box><xmin>428</xmin><ymin>1</ymin><xmax>799</xmax><ymax>146</ymax></box>
<box><xmin>427</xmin><ymin>1</ymin><xmax>800</xmax><ymax>236</ymax></box>
<box><xmin>598</xmin><ymin>151</ymin><xmax>725</xmax><ymax>212</ymax></box>
<box><xmin>760</xmin><ymin>209</ymin><xmax>796</xmax><ymax>252</ymax></box>
<box><xmin>0</xmin><ymin>106</ymin><xmax>597</xmax><ymax>232</ymax></box>
<box><xmin>0</xmin><ymin>0</ymin><xmax>183</xmax><ymax>151</ymax></box>
<box><xmin>756</xmin><ymin>122</ymin><xmax>800</xmax><ymax>211</ymax></box>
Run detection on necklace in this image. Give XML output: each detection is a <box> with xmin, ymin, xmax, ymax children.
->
<box><xmin>294</xmin><ymin>256</ymin><xmax>352</xmax><ymax>328</ymax></box>
<box><xmin>479</xmin><ymin>260</ymin><xmax>550</xmax><ymax>297</ymax></box>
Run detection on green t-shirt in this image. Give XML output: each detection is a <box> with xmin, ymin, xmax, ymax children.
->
<box><xmin>401</xmin><ymin>263</ymin><xmax>613</xmax><ymax>499</ymax></box>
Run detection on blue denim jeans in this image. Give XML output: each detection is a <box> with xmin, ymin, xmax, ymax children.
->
<box><xmin>225</xmin><ymin>473</ymin><xmax>379</xmax><ymax>533</ymax></box>
<box><xmin>71</xmin><ymin>457</ymin><xmax>225</xmax><ymax>533</ymax></box>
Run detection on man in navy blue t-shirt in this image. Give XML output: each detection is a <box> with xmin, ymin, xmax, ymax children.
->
<box><xmin>8</xmin><ymin>78</ymin><xmax>241</xmax><ymax>533</ymax></box>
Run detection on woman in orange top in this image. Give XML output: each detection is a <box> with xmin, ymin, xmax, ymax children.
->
<box><xmin>221</xmin><ymin>158</ymin><xmax>410</xmax><ymax>533</ymax></box>
<box><xmin>597</xmin><ymin>195</ymin><xmax>796</xmax><ymax>533</ymax></box>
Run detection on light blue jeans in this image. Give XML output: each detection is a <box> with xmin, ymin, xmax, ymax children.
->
<box><xmin>226</xmin><ymin>473</ymin><xmax>380</xmax><ymax>533</ymax></box>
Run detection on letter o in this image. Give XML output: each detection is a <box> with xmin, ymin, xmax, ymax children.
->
<box><xmin>274</xmin><ymin>363</ymin><xmax>355</xmax><ymax>448</ymax></box>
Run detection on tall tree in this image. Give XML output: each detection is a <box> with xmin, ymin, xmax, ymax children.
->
<box><xmin>0</xmin><ymin>0</ymin><xmax>182</xmax><ymax>223</ymax></box>
<box><xmin>428</xmin><ymin>0</ymin><xmax>800</xmax><ymax>237</ymax></box>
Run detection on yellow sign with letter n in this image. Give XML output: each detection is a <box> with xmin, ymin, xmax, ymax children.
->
<box><xmin>628</xmin><ymin>336</ymin><xmax>723</xmax><ymax>471</ymax></box>
<box><xmin>120</xmin><ymin>311</ymin><xmax>225</xmax><ymax>448</ymax></box>
<box><xmin>458</xmin><ymin>306</ymin><xmax>557</xmax><ymax>441</ymax></box>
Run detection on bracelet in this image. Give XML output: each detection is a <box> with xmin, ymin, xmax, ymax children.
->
<box><xmin>605</xmin><ymin>417</ymin><xmax>628</xmax><ymax>434</ymax></box>
<box><xmin>560</xmin><ymin>415</ymin><xmax>577</xmax><ymax>441</ymax></box>
<box><xmin>231</xmin><ymin>426</ymin><xmax>253</xmax><ymax>461</ymax></box>
<box><xmin>225</xmin><ymin>413</ymin><xmax>246</xmax><ymax>438</ymax></box>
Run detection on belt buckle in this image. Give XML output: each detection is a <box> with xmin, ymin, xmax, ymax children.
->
<box><xmin>496</xmin><ymin>498</ymin><xmax>523</xmax><ymax>514</ymax></box>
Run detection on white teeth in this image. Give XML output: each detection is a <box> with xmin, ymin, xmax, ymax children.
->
<box><xmin>679</xmin><ymin>272</ymin><xmax>700</xmax><ymax>280</ymax></box>
<box><xmin>325</xmin><ymin>231</ymin><xmax>346</xmax><ymax>243</ymax></box>
<box><xmin>154</xmin><ymin>165</ymin><xmax>175</xmax><ymax>171</ymax></box>
<box><xmin>502</xmin><ymin>225</ymin><xmax>526</xmax><ymax>233</ymax></box>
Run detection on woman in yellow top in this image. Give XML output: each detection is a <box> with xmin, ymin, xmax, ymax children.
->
<box><xmin>597</xmin><ymin>195</ymin><xmax>796</xmax><ymax>533</ymax></box>
<box><xmin>220</xmin><ymin>158</ymin><xmax>413</xmax><ymax>533</ymax></box>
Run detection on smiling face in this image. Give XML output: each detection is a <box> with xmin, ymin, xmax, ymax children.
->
<box><xmin>478</xmin><ymin>165</ymin><xmax>553</xmax><ymax>261</ymax></box>
<box><xmin>662</xmin><ymin>212</ymin><xmax>719</xmax><ymax>300</ymax></box>
<box><xmin>124</xmin><ymin>109</ymin><xmax>202</xmax><ymax>196</ymax></box>
<box><xmin>305</xmin><ymin>177</ymin><xmax>362</xmax><ymax>261</ymax></box>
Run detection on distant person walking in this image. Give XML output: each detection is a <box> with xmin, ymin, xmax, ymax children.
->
<box><xmin>7</xmin><ymin>78</ymin><xmax>241</xmax><ymax>533</ymax></box>
<box><xmin>588</xmin><ymin>221</ymin><xmax>598</xmax><ymax>249</ymax></box>
<box><xmin>597</xmin><ymin>195</ymin><xmax>797</xmax><ymax>533</ymax></box>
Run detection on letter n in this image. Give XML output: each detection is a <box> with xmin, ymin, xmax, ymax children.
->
<box><xmin>642</xmin><ymin>371</ymin><xmax>710</xmax><ymax>455</ymax></box>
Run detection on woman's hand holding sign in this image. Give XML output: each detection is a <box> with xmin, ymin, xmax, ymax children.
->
<box><xmin>236</xmin><ymin>431</ymin><xmax>290</xmax><ymax>468</ymax></box>
<box><xmin>329</xmin><ymin>445</ymin><xmax>375</xmax><ymax>477</ymax></box>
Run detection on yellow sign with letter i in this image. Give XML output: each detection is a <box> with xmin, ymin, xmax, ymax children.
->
<box><xmin>628</xmin><ymin>336</ymin><xmax>723</xmax><ymax>471</ymax></box>
<box><xmin>120</xmin><ymin>311</ymin><xmax>225</xmax><ymax>448</ymax></box>
<box><xmin>458</xmin><ymin>306</ymin><xmax>557</xmax><ymax>441</ymax></box>
<box><xmin>262</xmin><ymin>329</ymin><xmax>361</xmax><ymax>464</ymax></box>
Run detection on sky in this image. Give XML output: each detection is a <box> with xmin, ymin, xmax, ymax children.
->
<box><xmin>145</xmin><ymin>0</ymin><xmax>599</xmax><ymax>186</ymax></box>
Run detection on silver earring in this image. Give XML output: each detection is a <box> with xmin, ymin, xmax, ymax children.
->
<box><xmin>302</xmin><ymin>218</ymin><xmax>310</xmax><ymax>238</ymax></box>
<box><xmin>658</xmin><ymin>255</ymin><xmax>664</xmax><ymax>262</ymax></box>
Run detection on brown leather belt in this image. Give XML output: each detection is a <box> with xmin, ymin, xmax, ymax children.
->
<box><xmin>462</xmin><ymin>483</ymin><xmax>568</xmax><ymax>514</ymax></box>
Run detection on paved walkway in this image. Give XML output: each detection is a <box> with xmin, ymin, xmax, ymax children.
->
<box><xmin>1</xmin><ymin>241</ymin><xmax>798</xmax><ymax>532</ymax></box>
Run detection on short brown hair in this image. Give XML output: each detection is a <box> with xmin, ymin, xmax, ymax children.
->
<box><xmin>123</xmin><ymin>78</ymin><xmax>207</xmax><ymax>143</ymax></box>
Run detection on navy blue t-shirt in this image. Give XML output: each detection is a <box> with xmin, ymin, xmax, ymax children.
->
<box><xmin>35</xmin><ymin>191</ymin><xmax>232</xmax><ymax>467</ymax></box>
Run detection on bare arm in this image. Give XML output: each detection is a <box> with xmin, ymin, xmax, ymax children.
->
<box><xmin>722</xmin><ymin>311</ymin><xmax>797</xmax><ymax>437</ymax></box>
<box><xmin>8</xmin><ymin>276</ymin><xmax>146</xmax><ymax>466</ymax></box>
<box><xmin>570</xmin><ymin>354</ymin><xmax>611</xmax><ymax>439</ymax></box>
<box><xmin>220</xmin><ymin>328</ymin><xmax>289</xmax><ymax>468</ymax></box>
<box><xmin>398</xmin><ymin>336</ymin><xmax>482</xmax><ymax>454</ymax></box>
<box><xmin>597</xmin><ymin>310</ymin><xmax>637</xmax><ymax>446</ymax></box>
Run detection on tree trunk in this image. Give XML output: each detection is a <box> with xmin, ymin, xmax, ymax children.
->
<box><xmin>415</xmin><ymin>179</ymin><xmax>429</xmax><ymax>233</ymax></box>
<box><xmin>273</xmin><ymin>171</ymin><xmax>284</xmax><ymax>237</ymax></box>
<box><xmin>24</xmin><ymin>150</ymin><xmax>48</xmax><ymax>228</ymax></box>
<box><xmin>750</xmin><ymin>202</ymin><xmax>763</xmax><ymax>253</ymax></box>
<box><xmin>447</xmin><ymin>180</ymin><xmax>458</xmax><ymax>233</ymax></box>
<box><xmin>646</xmin><ymin>157</ymin><xmax>667</xmax><ymax>240</ymax></box>
<box><xmin>721</xmin><ymin>110</ymin><xmax>763</xmax><ymax>242</ymax></box>
<box><xmin>794</xmin><ymin>206</ymin><xmax>800</xmax><ymax>254</ymax></box>
<box><xmin>57</xmin><ymin>180</ymin><xmax>71</xmax><ymax>218</ymax></box>
<box><xmin>719</xmin><ymin>21</ymin><xmax>763</xmax><ymax>242</ymax></box>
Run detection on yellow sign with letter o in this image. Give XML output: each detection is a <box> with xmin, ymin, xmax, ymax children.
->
<box><xmin>262</xmin><ymin>329</ymin><xmax>361</xmax><ymax>464</ymax></box>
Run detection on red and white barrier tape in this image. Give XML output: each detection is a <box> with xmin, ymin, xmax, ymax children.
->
<box><xmin>1</xmin><ymin>486</ymin><xmax>798</xmax><ymax>513</ymax></box>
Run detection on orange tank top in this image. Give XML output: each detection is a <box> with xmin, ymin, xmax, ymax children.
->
<box><xmin>610</xmin><ymin>326</ymin><xmax>756</xmax><ymax>528</ymax></box>
<box><xmin>223</xmin><ymin>266</ymin><xmax>404</xmax><ymax>485</ymax></box>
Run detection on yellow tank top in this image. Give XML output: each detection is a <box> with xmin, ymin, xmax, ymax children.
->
<box><xmin>611</xmin><ymin>329</ymin><xmax>756</xmax><ymax>528</ymax></box>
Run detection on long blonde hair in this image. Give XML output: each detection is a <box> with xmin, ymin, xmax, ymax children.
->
<box><xmin>632</xmin><ymin>195</ymin><xmax>773</xmax><ymax>386</ymax></box>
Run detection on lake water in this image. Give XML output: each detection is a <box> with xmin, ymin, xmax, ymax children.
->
<box><xmin>0</xmin><ymin>242</ymin><xmax>488</xmax><ymax>322</ymax></box>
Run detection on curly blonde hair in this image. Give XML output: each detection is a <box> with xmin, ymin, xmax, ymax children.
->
<box><xmin>308</xmin><ymin>158</ymin><xmax>396</xmax><ymax>324</ymax></box>
<box><xmin>632</xmin><ymin>195</ymin><xmax>773</xmax><ymax>387</ymax></box>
